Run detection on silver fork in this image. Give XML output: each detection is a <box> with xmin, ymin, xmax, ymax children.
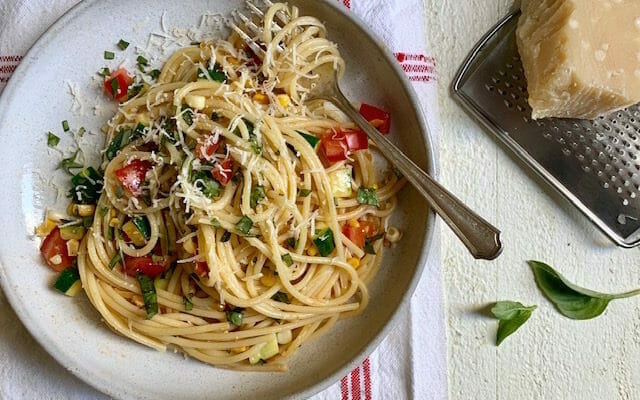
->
<box><xmin>229</xmin><ymin>1</ymin><xmax>503</xmax><ymax>260</ymax></box>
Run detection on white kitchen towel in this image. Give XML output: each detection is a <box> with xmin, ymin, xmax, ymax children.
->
<box><xmin>0</xmin><ymin>1</ymin><xmax>447</xmax><ymax>399</ymax></box>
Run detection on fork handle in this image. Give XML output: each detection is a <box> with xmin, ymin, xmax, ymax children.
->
<box><xmin>326</xmin><ymin>90</ymin><xmax>503</xmax><ymax>260</ymax></box>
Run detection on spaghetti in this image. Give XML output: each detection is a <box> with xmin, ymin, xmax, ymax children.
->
<box><xmin>38</xmin><ymin>3</ymin><xmax>405</xmax><ymax>371</ymax></box>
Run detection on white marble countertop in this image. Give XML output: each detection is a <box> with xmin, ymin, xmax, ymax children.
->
<box><xmin>425</xmin><ymin>0</ymin><xmax>640</xmax><ymax>398</ymax></box>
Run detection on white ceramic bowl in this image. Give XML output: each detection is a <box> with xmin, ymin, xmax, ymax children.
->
<box><xmin>0</xmin><ymin>1</ymin><xmax>436</xmax><ymax>399</ymax></box>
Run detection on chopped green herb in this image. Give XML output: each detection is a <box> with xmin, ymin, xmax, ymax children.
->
<box><xmin>233</xmin><ymin>119</ymin><xmax>254</xmax><ymax>137</ymax></box>
<box><xmin>117</xmin><ymin>39</ymin><xmax>129</xmax><ymax>50</ymax></box>
<box><xmin>149</xmin><ymin>69</ymin><xmax>161</xmax><ymax>80</ymax></box>
<box><xmin>115</xmin><ymin>185</ymin><xmax>124</xmax><ymax>198</ymax></box>
<box><xmin>59</xmin><ymin>151</ymin><xmax>83</xmax><ymax>174</ymax></box>
<box><xmin>137</xmin><ymin>273</ymin><xmax>158</xmax><ymax>319</ymax></box>
<box><xmin>183</xmin><ymin>293</ymin><xmax>194</xmax><ymax>311</ymax></box>
<box><xmin>62</xmin><ymin>120</ymin><xmax>70</xmax><ymax>132</ymax></box>
<box><xmin>190</xmin><ymin>41</ymin><xmax>201</xmax><ymax>46</ymax></box>
<box><xmin>287</xmin><ymin>237</ymin><xmax>297</xmax><ymax>249</ymax></box>
<box><xmin>236</xmin><ymin>216</ymin><xmax>253</xmax><ymax>235</ymax></box>
<box><xmin>151</xmin><ymin>254</ymin><xmax>164</xmax><ymax>264</ymax></box>
<box><xmin>313</xmin><ymin>228</ymin><xmax>335</xmax><ymax>257</ymax></box>
<box><xmin>392</xmin><ymin>166</ymin><xmax>403</xmax><ymax>179</ymax></box>
<box><xmin>104</xmin><ymin>51</ymin><xmax>115</xmax><ymax>60</ymax></box>
<box><xmin>248</xmin><ymin>134</ymin><xmax>262</xmax><ymax>155</ymax></box>
<box><xmin>297</xmin><ymin>188</ymin><xmax>312</xmax><ymax>197</ymax></box>
<box><xmin>53</xmin><ymin>267</ymin><xmax>80</xmax><ymax>294</ymax></box>
<box><xmin>250</xmin><ymin>186</ymin><xmax>266</xmax><ymax>208</ymax></box>
<box><xmin>197</xmin><ymin>64</ymin><xmax>227</xmax><ymax>83</ymax></box>
<box><xmin>132</xmin><ymin>216</ymin><xmax>151</xmax><ymax>240</ymax></box>
<box><xmin>211</xmin><ymin>111</ymin><xmax>220</xmax><ymax>121</ymax></box>
<box><xmin>363</xmin><ymin>233</ymin><xmax>385</xmax><ymax>255</ymax></box>
<box><xmin>99</xmin><ymin>205</ymin><xmax>109</xmax><ymax>217</ymax></box>
<box><xmin>297</xmin><ymin>130</ymin><xmax>320</xmax><ymax>148</ymax></box>
<box><xmin>221</xmin><ymin>231</ymin><xmax>232</xmax><ymax>242</ymax></box>
<box><xmin>226</xmin><ymin>308</ymin><xmax>244</xmax><ymax>326</ymax></box>
<box><xmin>47</xmin><ymin>132</ymin><xmax>60</xmax><ymax>148</ymax></box>
<box><xmin>191</xmin><ymin>170</ymin><xmax>221</xmax><ymax>198</ymax></box>
<box><xmin>357</xmin><ymin>188</ymin><xmax>380</xmax><ymax>207</ymax></box>
<box><xmin>69</xmin><ymin>167</ymin><xmax>103</xmax><ymax>204</ymax></box>
<box><xmin>211</xmin><ymin>218</ymin><xmax>222</xmax><ymax>228</ymax></box>
<box><xmin>281</xmin><ymin>253</ymin><xmax>293</xmax><ymax>267</ymax></box>
<box><xmin>98</xmin><ymin>67</ymin><xmax>111</xmax><ymax>77</ymax></box>
<box><xmin>271</xmin><ymin>291</ymin><xmax>290</xmax><ymax>304</ymax></box>
<box><xmin>491</xmin><ymin>301</ymin><xmax>537</xmax><ymax>345</ymax></box>
<box><xmin>108</xmin><ymin>253</ymin><xmax>122</xmax><ymax>269</ymax></box>
<box><xmin>110</xmin><ymin>77</ymin><xmax>120</xmax><ymax>97</ymax></box>
<box><xmin>127</xmin><ymin>82</ymin><xmax>144</xmax><ymax>99</ymax></box>
<box><xmin>107</xmin><ymin>227</ymin><xmax>114</xmax><ymax>240</ymax></box>
<box><xmin>83</xmin><ymin>216</ymin><xmax>94</xmax><ymax>228</ymax></box>
<box><xmin>78</xmin><ymin>127</ymin><xmax>86</xmax><ymax>136</ymax></box>
<box><xmin>182</xmin><ymin>105</ymin><xmax>194</xmax><ymax>126</ymax></box>
<box><xmin>106</xmin><ymin>127</ymin><xmax>142</xmax><ymax>160</ymax></box>
<box><xmin>136</xmin><ymin>55</ymin><xmax>148</xmax><ymax>66</ymax></box>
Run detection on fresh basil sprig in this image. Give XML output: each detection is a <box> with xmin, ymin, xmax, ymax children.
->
<box><xmin>529</xmin><ymin>260</ymin><xmax>640</xmax><ymax>320</ymax></box>
<box><xmin>491</xmin><ymin>301</ymin><xmax>537</xmax><ymax>345</ymax></box>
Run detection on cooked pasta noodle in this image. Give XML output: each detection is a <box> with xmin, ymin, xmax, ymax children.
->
<box><xmin>41</xmin><ymin>3</ymin><xmax>405</xmax><ymax>371</ymax></box>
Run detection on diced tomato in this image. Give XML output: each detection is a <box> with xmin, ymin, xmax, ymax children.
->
<box><xmin>359</xmin><ymin>103</ymin><xmax>391</xmax><ymax>134</ymax></box>
<box><xmin>195</xmin><ymin>261</ymin><xmax>209</xmax><ymax>277</ymax></box>
<box><xmin>104</xmin><ymin>68</ymin><xmax>133</xmax><ymax>102</ymax></box>
<box><xmin>342</xmin><ymin>220</ymin><xmax>379</xmax><ymax>249</ymax></box>
<box><xmin>196</xmin><ymin>136</ymin><xmax>222</xmax><ymax>160</ymax></box>
<box><xmin>123</xmin><ymin>255</ymin><xmax>165</xmax><ymax>279</ymax></box>
<box><xmin>342</xmin><ymin>224</ymin><xmax>366</xmax><ymax>248</ymax></box>
<box><xmin>213</xmin><ymin>157</ymin><xmax>234</xmax><ymax>185</ymax></box>
<box><xmin>114</xmin><ymin>159</ymin><xmax>152</xmax><ymax>196</ymax></box>
<box><xmin>343</xmin><ymin>129</ymin><xmax>369</xmax><ymax>151</ymax></box>
<box><xmin>321</xmin><ymin>135</ymin><xmax>348</xmax><ymax>164</ymax></box>
<box><xmin>40</xmin><ymin>227</ymin><xmax>74</xmax><ymax>272</ymax></box>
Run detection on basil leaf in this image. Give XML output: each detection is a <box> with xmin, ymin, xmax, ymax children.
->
<box><xmin>529</xmin><ymin>260</ymin><xmax>640</xmax><ymax>320</ymax></box>
<box><xmin>272</xmin><ymin>291</ymin><xmax>290</xmax><ymax>304</ymax></box>
<box><xmin>313</xmin><ymin>228</ymin><xmax>335</xmax><ymax>257</ymax></box>
<box><xmin>250</xmin><ymin>185</ymin><xmax>266</xmax><ymax>208</ymax></box>
<box><xmin>236</xmin><ymin>216</ymin><xmax>253</xmax><ymax>235</ymax></box>
<box><xmin>297</xmin><ymin>188</ymin><xmax>312</xmax><ymax>197</ymax></box>
<box><xmin>281</xmin><ymin>253</ymin><xmax>293</xmax><ymax>267</ymax></box>
<box><xmin>357</xmin><ymin>188</ymin><xmax>380</xmax><ymax>207</ymax></box>
<box><xmin>197</xmin><ymin>63</ymin><xmax>227</xmax><ymax>83</ymax></box>
<box><xmin>137</xmin><ymin>273</ymin><xmax>158</xmax><ymax>319</ymax></box>
<box><xmin>192</xmin><ymin>171</ymin><xmax>220</xmax><ymax>198</ymax></box>
<box><xmin>47</xmin><ymin>132</ymin><xmax>60</xmax><ymax>147</ymax></box>
<box><xmin>297</xmin><ymin>130</ymin><xmax>320</xmax><ymax>148</ymax></box>
<box><xmin>491</xmin><ymin>301</ymin><xmax>536</xmax><ymax>345</ymax></box>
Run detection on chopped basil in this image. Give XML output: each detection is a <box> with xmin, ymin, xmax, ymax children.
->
<box><xmin>271</xmin><ymin>291</ymin><xmax>290</xmax><ymax>304</ymax></box>
<box><xmin>117</xmin><ymin>39</ymin><xmax>129</xmax><ymax>50</ymax></box>
<box><xmin>182</xmin><ymin>105</ymin><xmax>194</xmax><ymax>126</ymax></box>
<box><xmin>392</xmin><ymin>166</ymin><xmax>403</xmax><ymax>179</ymax></box>
<box><xmin>108</xmin><ymin>253</ymin><xmax>122</xmax><ymax>269</ymax></box>
<box><xmin>104</xmin><ymin>51</ymin><xmax>115</xmax><ymax>60</ymax></box>
<box><xmin>313</xmin><ymin>228</ymin><xmax>335</xmax><ymax>257</ymax></box>
<box><xmin>233</xmin><ymin>118</ymin><xmax>254</xmax><ymax>136</ymax></box>
<box><xmin>106</xmin><ymin>127</ymin><xmax>142</xmax><ymax>160</ymax></box>
<box><xmin>69</xmin><ymin>167</ymin><xmax>103</xmax><ymax>204</ymax></box>
<box><xmin>78</xmin><ymin>127</ymin><xmax>86</xmax><ymax>136</ymax></box>
<box><xmin>62</xmin><ymin>120</ymin><xmax>70</xmax><ymax>132</ymax></box>
<box><xmin>281</xmin><ymin>253</ymin><xmax>293</xmax><ymax>267</ymax></box>
<box><xmin>211</xmin><ymin>218</ymin><xmax>222</xmax><ymax>228</ymax></box>
<box><xmin>297</xmin><ymin>130</ymin><xmax>320</xmax><ymax>148</ymax></box>
<box><xmin>83</xmin><ymin>216</ymin><xmax>94</xmax><ymax>228</ymax></box>
<box><xmin>183</xmin><ymin>293</ymin><xmax>194</xmax><ymax>311</ymax></box>
<box><xmin>189</xmin><ymin>272</ymin><xmax>200</xmax><ymax>282</ymax></box>
<box><xmin>197</xmin><ymin>63</ymin><xmax>227</xmax><ymax>82</ymax></box>
<box><xmin>98</xmin><ymin>67</ymin><xmax>111</xmax><ymax>77</ymax></box>
<box><xmin>211</xmin><ymin>111</ymin><xmax>220</xmax><ymax>121</ymax></box>
<box><xmin>236</xmin><ymin>216</ymin><xmax>253</xmax><ymax>235</ymax></box>
<box><xmin>136</xmin><ymin>55</ymin><xmax>148</xmax><ymax>66</ymax></box>
<box><xmin>286</xmin><ymin>237</ymin><xmax>297</xmax><ymax>248</ymax></box>
<box><xmin>127</xmin><ymin>82</ymin><xmax>144</xmax><ymax>99</ymax></box>
<box><xmin>297</xmin><ymin>188</ymin><xmax>312</xmax><ymax>197</ymax></box>
<box><xmin>226</xmin><ymin>308</ymin><xmax>244</xmax><ymax>326</ymax></box>
<box><xmin>364</xmin><ymin>233</ymin><xmax>385</xmax><ymax>255</ymax></box>
<box><xmin>115</xmin><ymin>185</ymin><xmax>124</xmax><ymax>198</ymax></box>
<box><xmin>132</xmin><ymin>216</ymin><xmax>151</xmax><ymax>240</ymax></box>
<box><xmin>191</xmin><ymin>170</ymin><xmax>220</xmax><ymax>198</ymax></box>
<box><xmin>107</xmin><ymin>227</ymin><xmax>114</xmax><ymax>240</ymax></box>
<box><xmin>250</xmin><ymin>186</ymin><xmax>266</xmax><ymax>208</ymax></box>
<box><xmin>47</xmin><ymin>132</ymin><xmax>60</xmax><ymax>147</ymax></box>
<box><xmin>149</xmin><ymin>69</ymin><xmax>161</xmax><ymax>80</ymax></box>
<box><xmin>99</xmin><ymin>205</ymin><xmax>109</xmax><ymax>217</ymax></box>
<box><xmin>357</xmin><ymin>188</ymin><xmax>380</xmax><ymax>207</ymax></box>
<box><xmin>221</xmin><ymin>231</ymin><xmax>232</xmax><ymax>242</ymax></box>
<box><xmin>137</xmin><ymin>273</ymin><xmax>158</xmax><ymax>319</ymax></box>
<box><xmin>59</xmin><ymin>151</ymin><xmax>83</xmax><ymax>174</ymax></box>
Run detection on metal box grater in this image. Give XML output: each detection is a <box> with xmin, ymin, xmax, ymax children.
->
<box><xmin>452</xmin><ymin>10</ymin><xmax>640</xmax><ymax>248</ymax></box>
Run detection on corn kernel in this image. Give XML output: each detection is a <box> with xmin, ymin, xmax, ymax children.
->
<box><xmin>183</xmin><ymin>237</ymin><xmax>196</xmax><ymax>255</ymax></box>
<box><xmin>231</xmin><ymin>346</ymin><xmax>248</xmax><ymax>354</ymax></box>
<box><xmin>307</xmin><ymin>247</ymin><xmax>317</xmax><ymax>257</ymax></box>
<box><xmin>348</xmin><ymin>219</ymin><xmax>360</xmax><ymax>228</ymax></box>
<box><xmin>252</xmin><ymin>93</ymin><xmax>269</xmax><ymax>105</ymax></box>
<box><xmin>372</xmin><ymin>184</ymin><xmax>378</xmax><ymax>190</ymax></box>
<box><xmin>35</xmin><ymin>219</ymin><xmax>57</xmax><ymax>237</ymax></box>
<box><xmin>347</xmin><ymin>257</ymin><xmax>360</xmax><ymax>268</ymax></box>
<box><xmin>109</xmin><ymin>217</ymin><xmax>121</xmax><ymax>228</ymax></box>
<box><xmin>260</xmin><ymin>269</ymin><xmax>277</xmax><ymax>287</ymax></box>
<box><xmin>77</xmin><ymin>204</ymin><xmax>95</xmax><ymax>217</ymax></box>
<box><xmin>276</xmin><ymin>94</ymin><xmax>290</xmax><ymax>108</ymax></box>
<box><xmin>66</xmin><ymin>239</ymin><xmax>80</xmax><ymax>257</ymax></box>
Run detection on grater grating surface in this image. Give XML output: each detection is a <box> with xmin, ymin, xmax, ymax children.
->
<box><xmin>452</xmin><ymin>11</ymin><xmax>640</xmax><ymax>247</ymax></box>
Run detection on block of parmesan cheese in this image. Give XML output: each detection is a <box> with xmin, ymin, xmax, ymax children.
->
<box><xmin>516</xmin><ymin>0</ymin><xmax>640</xmax><ymax>120</ymax></box>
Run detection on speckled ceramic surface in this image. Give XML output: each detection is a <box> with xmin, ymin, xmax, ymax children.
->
<box><xmin>0</xmin><ymin>1</ymin><xmax>435</xmax><ymax>399</ymax></box>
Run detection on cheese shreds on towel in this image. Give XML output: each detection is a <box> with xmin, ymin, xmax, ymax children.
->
<box><xmin>517</xmin><ymin>0</ymin><xmax>640</xmax><ymax>120</ymax></box>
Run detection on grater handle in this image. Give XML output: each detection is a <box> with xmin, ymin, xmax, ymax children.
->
<box><xmin>327</xmin><ymin>90</ymin><xmax>503</xmax><ymax>260</ymax></box>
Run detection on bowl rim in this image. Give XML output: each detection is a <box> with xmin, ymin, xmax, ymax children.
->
<box><xmin>0</xmin><ymin>0</ymin><xmax>438</xmax><ymax>398</ymax></box>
